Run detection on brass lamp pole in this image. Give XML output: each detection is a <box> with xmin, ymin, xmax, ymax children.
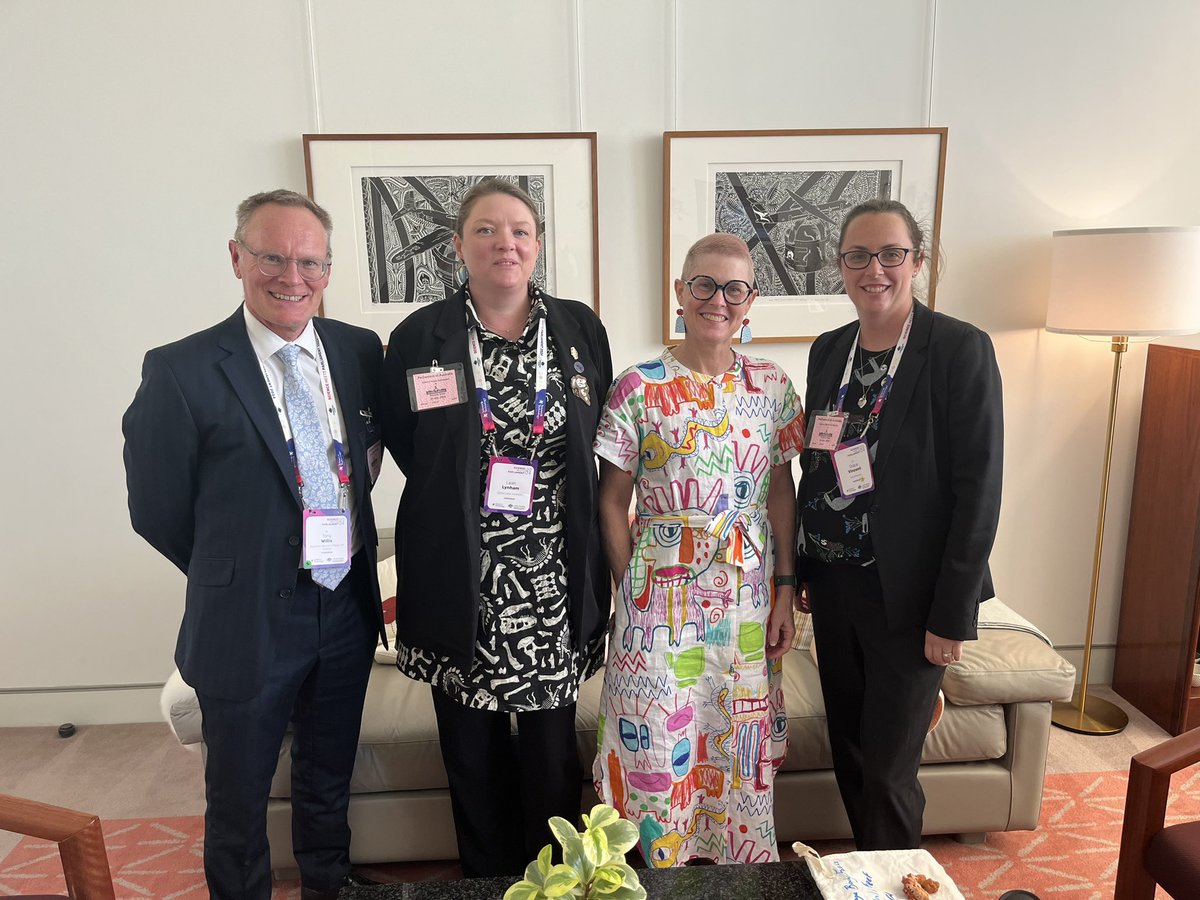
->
<box><xmin>1050</xmin><ymin>336</ymin><xmax>1129</xmax><ymax>734</ymax></box>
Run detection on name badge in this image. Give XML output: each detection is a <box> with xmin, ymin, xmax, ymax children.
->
<box><xmin>807</xmin><ymin>411</ymin><xmax>846</xmax><ymax>452</ymax></box>
<box><xmin>832</xmin><ymin>440</ymin><xmax>875</xmax><ymax>498</ymax></box>
<box><xmin>407</xmin><ymin>363</ymin><xmax>467</xmax><ymax>412</ymax></box>
<box><xmin>484</xmin><ymin>456</ymin><xmax>537</xmax><ymax>516</ymax></box>
<box><xmin>302</xmin><ymin>508</ymin><xmax>351</xmax><ymax>568</ymax></box>
<box><xmin>367</xmin><ymin>439</ymin><xmax>383</xmax><ymax>485</ymax></box>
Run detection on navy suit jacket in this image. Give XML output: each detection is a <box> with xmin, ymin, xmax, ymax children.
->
<box><xmin>380</xmin><ymin>289</ymin><xmax>613</xmax><ymax>669</ymax></box>
<box><xmin>797</xmin><ymin>301</ymin><xmax>1004</xmax><ymax>640</ymax></box>
<box><xmin>123</xmin><ymin>307</ymin><xmax>386</xmax><ymax>700</ymax></box>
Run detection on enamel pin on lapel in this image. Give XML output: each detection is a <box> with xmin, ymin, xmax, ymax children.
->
<box><xmin>569</xmin><ymin>346</ymin><xmax>591</xmax><ymax>405</ymax></box>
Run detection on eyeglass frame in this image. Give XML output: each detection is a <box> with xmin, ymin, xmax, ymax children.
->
<box><xmin>236</xmin><ymin>240</ymin><xmax>332</xmax><ymax>282</ymax></box>
<box><xmin>837</xmin><ymin>247</ymin><xmax>917</xmax><ymax>270</ymax></box>
<box><xmin>683</xmin><ymin>275</ymin><xmax>756</xmax><ymax>306</ymax></box>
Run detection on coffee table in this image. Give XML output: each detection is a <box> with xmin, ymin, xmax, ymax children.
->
<box><xmin>340</xmin><ymin>859</ymin><xmax>824</xmax><ymax>899</ymax></box>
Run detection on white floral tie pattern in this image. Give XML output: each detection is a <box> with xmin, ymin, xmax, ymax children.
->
<box><xmin>278</xmin><ymin>343</ymin><xmax>350</xmax><ymax>589</ymax></box>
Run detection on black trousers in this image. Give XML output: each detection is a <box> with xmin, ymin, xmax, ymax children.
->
<box><xmin>431</xmin><ymin>687</ymin><xmax>582</xmax><ymax>878</ymax></box>
<box><xmin>806</xmin><ymin>561</ymin><xmax>945</xmax><ymax>850</ymax></box>
<box><xmin>196</xmin><ymin>555</ymin><xmax>377</xmax><ymax>900</ymax></box>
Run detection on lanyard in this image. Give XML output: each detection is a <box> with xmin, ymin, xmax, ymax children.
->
<box><xmin>261</xmin><ymin>334</ymin><xmax>350</xmax><ymax>501</ymax></box>
<box><xmin>466</xmin><ymin>305</ymin><xmax>549</xmax><ymax>458</ymax></box>
<box><xmin>834</xmin><ymin>305</ymin><xmax>915</xmax><ymax>437</ymax></box>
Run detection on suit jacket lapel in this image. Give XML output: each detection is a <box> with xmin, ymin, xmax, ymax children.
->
<box><xmin>217</xmin><ymin>308</ymin><xmax>300</xmax><ymax>505</ymax></box>
<box><xmin>432</xmin><ymin>291</ymin><xmax>478</xmax><ymax>526</ymax></box>
<box><xmin>543</xmin><ymin>297</ymin><xmax>592</xmax><ymax>467</ymax></box>
<box><xmin>872</xmin><ymin>301</ymin><xmax>932</xmax><ymax>477</ymax></box>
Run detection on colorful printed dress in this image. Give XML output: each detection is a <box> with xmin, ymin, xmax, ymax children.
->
<box><xmin>591</xmin><ymin>348</ymin><xmax>806</xmax><ymax>867</ymax></box>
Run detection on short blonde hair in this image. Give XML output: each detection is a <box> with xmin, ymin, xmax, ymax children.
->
<box><xmin>681</xmin><ymin>233</ymin><xmax>754</xmax><ymax>283</ymax></box>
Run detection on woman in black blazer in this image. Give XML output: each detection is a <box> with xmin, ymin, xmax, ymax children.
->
<box><xmin>795</xmin><ymin>199</ymin><xmax>1003</xmax><ymax>850</ymax></box>
<box><xmin>380</xmin><ymin>179</ymin><xmax>613</xmax><ymax>877</ymax></box>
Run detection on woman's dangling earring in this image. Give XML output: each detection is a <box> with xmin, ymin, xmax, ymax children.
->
<box><xmin>739</xmin><ymin>318</ymin><xmax>752</xmax><ymax>344</ymax></box>
<box><xmin>674</xmin><ymin>308</ymin><xmax>686</xmax><ymax>335</ymax></box>
<box><xmin>456</xmin><ymin>261</ymin><xmax>469</xmax><ymax>286</ymax></box>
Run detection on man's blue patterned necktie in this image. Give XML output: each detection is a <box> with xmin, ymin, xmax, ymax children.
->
<box><xmin>278</xmin><ymin>343</ymin><xmax>350</xmax><ymax>590</ymax></box>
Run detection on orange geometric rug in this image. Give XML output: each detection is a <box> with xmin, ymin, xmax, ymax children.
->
<box><xmin>2</xmin><ymin>769</ymin><xmax>1197</xmax><ymax>898</ymax></box>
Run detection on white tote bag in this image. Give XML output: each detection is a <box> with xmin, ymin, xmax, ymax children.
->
<box><xmin>793</xmin><ymin>843</ymin><xmax>966</xmax><ymax>900</ymax></box>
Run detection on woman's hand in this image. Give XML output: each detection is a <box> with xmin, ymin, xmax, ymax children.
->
<box><xmin>766</xmin><ymin>586</ymin><xmax>796</xmax><ymax>660</ymax></box>
<box><xmin>924</xmin><ymin>630</ymin><xmax>964</xmax><ymax>667</ymax></box>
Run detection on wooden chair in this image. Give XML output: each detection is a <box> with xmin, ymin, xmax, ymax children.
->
<box><xmin>0</xmin><ymin>794</ymin><xmax>115</xmax><ymax>900</ymax></box>
<box><xmin>1115</xmin><ymin>727</ymin><xmax>1200</xmax><ymax>899</ymax></box>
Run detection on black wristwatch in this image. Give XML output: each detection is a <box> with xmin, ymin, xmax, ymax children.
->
<box><xmin>773</xmin><ymin>574</ymin><xmax>797</xmax><ymax>587</ymax></box>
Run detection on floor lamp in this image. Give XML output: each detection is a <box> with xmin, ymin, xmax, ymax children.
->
<box><xmin>1045</xmin><ymin>226</ymin><xmax>1200</xmax><ymax>735</ymax></box>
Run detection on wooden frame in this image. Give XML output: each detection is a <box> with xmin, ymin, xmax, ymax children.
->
<box><xmin>0</xmin><ymin>793</ymin><xmax>115</xmax><ymax>899</ymax></box>
<box><xmin>1116</xmin><ymin>726</ymin><xmax>1200</xmax><ymax>898</ymax></box>
<box><xmin>662</xmin><ymin>128</ymin><xmax>948</xmax><ymax>343</ymax></box>
<box><xmin>304</xmin><ymin>133</ymin><xmax>600</xmax><ymax>345</ymax></box>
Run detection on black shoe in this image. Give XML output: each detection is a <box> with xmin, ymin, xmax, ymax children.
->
<box><xmin>299</xmin><ymin>871</ymin><xmax>381</xmax><ymax>899</ymax></box>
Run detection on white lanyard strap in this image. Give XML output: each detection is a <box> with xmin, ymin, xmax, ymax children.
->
<box><xmin>834</xmin><ymin>304</ymin><xmax>915</xmax><ymax>421</ymax></box>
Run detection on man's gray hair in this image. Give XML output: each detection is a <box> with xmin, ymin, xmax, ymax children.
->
<box><xmin>234</xmin><ymin>189</ymin><xmax>334</xmax><ymax>257</ymax></box>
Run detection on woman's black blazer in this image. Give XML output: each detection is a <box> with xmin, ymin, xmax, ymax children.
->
<box><xmin>381</xmin><ymin>288</ymin><xmax>614</xmax><ymax>669</ymax></box>
<box><xmin>796</xmin><ymin>301</ymin><xmax>1004</xmax><ymax>641</ymax></box>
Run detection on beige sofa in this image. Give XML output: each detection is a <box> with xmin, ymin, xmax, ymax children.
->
<box><xmin>162</xmin><ymin>559</ymin><xmax>1076</xmax><ymax>876</ymax></box>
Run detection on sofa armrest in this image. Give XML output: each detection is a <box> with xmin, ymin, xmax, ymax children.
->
<box><xmin>942</xmin><ymin>629</ymin><xmax>1075</xmax><ymax>707</ymax></box>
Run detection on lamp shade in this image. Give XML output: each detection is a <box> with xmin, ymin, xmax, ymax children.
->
<box><xmin>1047</xmin><ymin>226</ymin><xmax>1200</xmax><ymax>336</ymax></box>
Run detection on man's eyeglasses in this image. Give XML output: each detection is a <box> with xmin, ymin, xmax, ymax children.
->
<box><xmin>684</xmin><ymin>276</ymin><xmax>755</xmax><ymax>306</ymax></box>
<box><xmin>838</xmin><ymin>248</ymin><xmax>915</xmax><ymax>270</ymax></box>
<box><xmin>237</xmin><ymin>241</ymin><xmax>330</xmax><ymax>281</ymax></box>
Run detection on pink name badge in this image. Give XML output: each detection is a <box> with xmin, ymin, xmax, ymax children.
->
<box><xmin>808</xmin><ymin>413</ymin><xmax>846</xmax><ymax>452</ymax></box>
<box><xmin>407</xmin><ymin>364</ymin><xmax>467</xmax><ymax>412</ymax></box>
<box><xmin>484</xmin><ymin>456</ymin><xmax>537</xmax><ymax>516</ymax></box>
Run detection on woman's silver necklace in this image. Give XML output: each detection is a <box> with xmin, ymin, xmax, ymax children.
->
<box><xmin>855</xmin><ymin>347</ymin><xmax>893</xmax><ymax>407</ymax></box>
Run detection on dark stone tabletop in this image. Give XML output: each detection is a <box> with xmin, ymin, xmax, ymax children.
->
<box><xmin>340</xmin><ymin>859</ymin><xmax>823</xmax><ymax>900</ymax></box>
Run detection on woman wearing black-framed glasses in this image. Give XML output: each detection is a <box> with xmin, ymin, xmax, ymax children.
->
<box><xmin>591</xmin><ymin>233</ymin><xmax>806</xmax><ymax>866</ymax></box>
<box><xmin>794</xmin><ymin>199</ymin><xmax>1004</xmax><ymax>850</ymax></box>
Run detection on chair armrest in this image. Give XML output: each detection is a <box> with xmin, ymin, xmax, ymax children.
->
<box><xmin>1115</xmin><ymin>728</ymin><xmax>1200</xmax><ymax>900</ymax></box>
<box><xmin>0</xmin><ymin>794</ymin><xmax>116</xmax><ymax>900</ymax></box>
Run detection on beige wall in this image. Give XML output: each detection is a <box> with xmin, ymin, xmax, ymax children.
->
<box><xmin>3</xmin><ymin>0</ymin><xmax>1199</xmax><ymax>724</ymax></box>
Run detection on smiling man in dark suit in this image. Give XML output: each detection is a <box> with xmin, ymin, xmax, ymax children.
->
<box><xmin>123</xmin><ymin>189</ymin><xmax>385</xmax><ymax>900</ymax></box>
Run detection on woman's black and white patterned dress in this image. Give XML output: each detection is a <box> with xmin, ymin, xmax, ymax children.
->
<box><xmin>395</xmin><ymin>297</ymin><xmax>603</xmax><ymax>711</ymax></box>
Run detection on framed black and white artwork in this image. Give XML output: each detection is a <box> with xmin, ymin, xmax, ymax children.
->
<box><xmin>305</xmin><ymin>133</ymin><xmax>599</xmax><ymax>344</ymax></box>
<box><xmin>662</xmin><ymin>128</ymin><xmax>947</xmax><ymax>343</ymax></box>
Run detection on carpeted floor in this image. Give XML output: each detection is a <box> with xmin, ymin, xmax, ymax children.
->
<box><xmin>3</xmin><ymin>768</ymin><xmax>1196</xmax><ymax>898</ymax></box>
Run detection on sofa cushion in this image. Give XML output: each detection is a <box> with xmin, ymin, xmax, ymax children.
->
<box><xmin>942</xmin><ymin>628</ymin><xmax>1075</xmax><ymax>707</ymax></box>
<box><xmin>780</xmin><ymin>650</ymin><xmax>1006</xmax><ymax>772</ymax></box>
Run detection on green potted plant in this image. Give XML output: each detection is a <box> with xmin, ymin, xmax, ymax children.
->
<box><xmin>503</xmin><ymin>803</ymin><xmax>646</xmax><ymax>900</ymax></box>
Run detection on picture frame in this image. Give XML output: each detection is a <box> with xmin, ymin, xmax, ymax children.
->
<box><xmin>662</xmin><ymin>128</ymin><xmax>947</xmax><ymax>343</ymax></box>
<box><xmin>304</xmin><ymin>133</ymin><xmax>600</xmax><ymax>345</ymax></box>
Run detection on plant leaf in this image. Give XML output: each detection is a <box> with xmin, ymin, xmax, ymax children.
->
<box><xmin>549</xmin><ymin>816</ymin><xmax>590</xmax><ymax>878</ymax></box>
<box><xmin>605</xmin><ymin>883</ymin><xmax>648</xmax><ymax>900</ymax></box>
<box><xmin>541</xmin><ymin>864</ymin><xmax>582</xmax><ymax>898</ymax></box>
<box><xmin>586</xmin><ymin>804</ymin><xmax>622</xmax><ymax>830</ymax></box>
<box><xmin>598</xmin><ymin>816</ymin><xmax>639</xmax><ymax>857</ymax></box>
<box><xmin>503</xmin><ymin>881</ymin><xmax>544</xmax><ymax>900</ymax></box>
<box><xmin>536</xmin><ymin>843</ymin><xmax>554</xmax><ymax>877</ymax></box>
<box><xmin>589</xmin><ymin>862</ymin><xmax>625</xmax><ymax>893</ymax></box>
<box><xmin>581</xmin><ymin>821</ymin><xmax>609</xmax><ymax>867</ymax></box>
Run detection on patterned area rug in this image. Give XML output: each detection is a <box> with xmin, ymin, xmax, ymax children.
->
<box><xmin>2</xmin><ymin>770</ymin><xmax>1197</xmax><ymax>898</ymax></box>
